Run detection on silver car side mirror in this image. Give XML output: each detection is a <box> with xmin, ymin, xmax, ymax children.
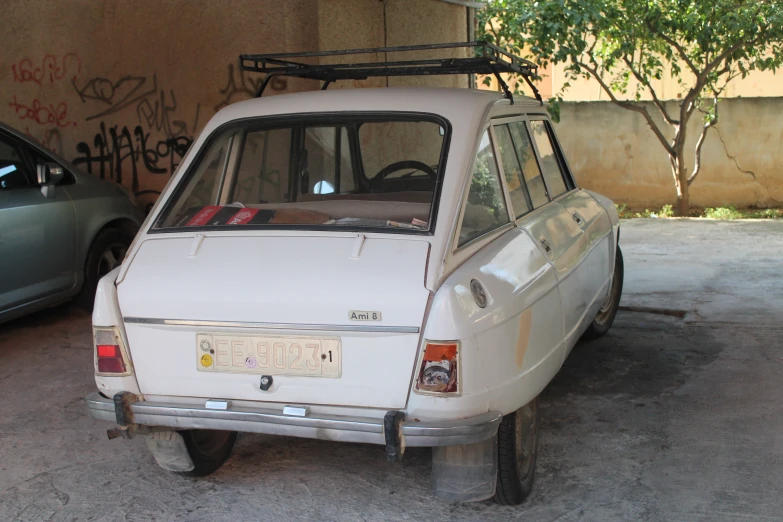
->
<box><xmin>37</xmin><ymin>163</ymin><xmax>64</xmax><ymax>198</ymax></box>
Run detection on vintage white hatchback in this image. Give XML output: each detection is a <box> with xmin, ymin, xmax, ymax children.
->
<box><xmin>85</xmin><ymin>43</ymin><xmax>623</xmax><ymax>504</ymax></box>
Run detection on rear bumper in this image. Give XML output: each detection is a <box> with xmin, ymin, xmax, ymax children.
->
<box><xmin>84</xmin><ymin>392</ymin><xmax>502</xmax><ymax>448</ymax></box>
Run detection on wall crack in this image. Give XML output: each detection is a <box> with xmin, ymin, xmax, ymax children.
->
<box><xmin>714</xmin><ymin>127</ymin><xmax>757</xmax><ymax>181</ymax></box>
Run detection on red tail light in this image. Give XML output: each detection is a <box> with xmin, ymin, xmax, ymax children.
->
<box><xmin>415</xmin><ymin>341</ymin><xmax>460</xmax><ymax>394</ymax></box>
<box><xmin>94</xmin><ymin>327</ymin><xmax>130</xmax><ymax>375</ymax></box>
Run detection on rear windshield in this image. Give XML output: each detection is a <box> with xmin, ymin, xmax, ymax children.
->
<box><xmin>154</xmin><ymin>113</ymin><xmax>449</xmax><ymax>233</ymax></box>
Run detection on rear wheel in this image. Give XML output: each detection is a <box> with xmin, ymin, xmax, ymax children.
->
<box><xmin>176</xmin><ymin>429</ymin><xmax>237</xmax><ymax>477</ymax></box>
<box><xmin>583</xmin><ymin>245</ymin><xmax>624</xmax><ymax>341</ymax></box>
<box><xmin>76</xmin><ymin>227</ymin><xmax>134</xmax><ymax>311</ymax></box>
<box><xmin>493</xmin><ymin>397</ymin><xmax>539</xmax><ymax>505</ymax></box>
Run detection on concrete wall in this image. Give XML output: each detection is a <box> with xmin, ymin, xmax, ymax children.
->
<box><xmin>1</xmin><ymin>0</ymin><xmax>468</xmax><ymax>210</ymax></box>
<box><xmin>555</xmin><ymin>97</ymin><xmax>783</xmax><ymax>209</ymax></box>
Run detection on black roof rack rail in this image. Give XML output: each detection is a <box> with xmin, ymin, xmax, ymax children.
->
<box><xmin>239</xmin><ymin>41</ymin><xmax>541</xmax><ymax>105</ymax></box>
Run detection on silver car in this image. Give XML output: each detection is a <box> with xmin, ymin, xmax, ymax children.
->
<box><xmin>0</xmin><ymin>121</ymin><xmax>143</xmax><ymax>323</ymax></box>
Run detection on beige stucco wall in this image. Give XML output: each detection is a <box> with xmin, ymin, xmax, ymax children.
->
<box><xmin>555</xmin><ymin>97</ymin><xmax>783</xmax><ymax>208</ymax></box>
<box><xmin>1</xmin><ymin>0</ymin><xmax>468</xmax><ymax>210</ymax></box>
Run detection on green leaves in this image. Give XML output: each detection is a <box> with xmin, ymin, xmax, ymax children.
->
<box><xmin>477</xmin><ymin>0</ymin><xmax>783</xmax><ymax>214</ymax></box>
<box><xmin>477</xmin><ymin>0</ymin><xmax>783</xmax><ymax>104</ymax></box>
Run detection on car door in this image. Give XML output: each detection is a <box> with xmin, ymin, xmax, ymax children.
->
<box><xmin>446</xmin><ymin>128</ymin><xmax>565</xmax><ymax>408</ymax></box>
<box><xmin>527</xmin><ymin>118</ymin><xmax>612</xmax><ymax>349</ymax></box>
<box><xmin>0</xmin><ymin>132</ymin><xmax>77</xmax><ymax>313</ymax></box>
<box><xmin>492</xmin><ymin>118</ymin><xmax>587</xmax><ymax>356</ymax></box>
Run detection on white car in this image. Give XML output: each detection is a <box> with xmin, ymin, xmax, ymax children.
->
<box><xmin>85</xmin><ymin>44</ymin><xmax>623</xmax><ymax>504</ymax></box>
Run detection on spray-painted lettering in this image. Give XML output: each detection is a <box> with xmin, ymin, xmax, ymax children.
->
<box><xmin>8</xmin><ymin>95</ymin><xmax>76</xmax><ymax>128</ymax></box>
<box><xmin>72</xmin><ymin>122</ymin><xmax>193</xmax><ymax>193</ymax></box>
<box><xmin>11</xmin><ymin>53</ymin><xmax>82</xmax><ymax>84</ymax></box>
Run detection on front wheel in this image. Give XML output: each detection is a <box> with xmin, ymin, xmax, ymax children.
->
<box><xmin>493</xmin><ymin>397</ymin><xmax>539</xmax><ymax>505</ymax></box>
<box><xmin>582</xmin><ymin>245</ymin><xmax>624</xmax><ymax>341</ymax></box>
<box><xmin>176</xmin><ymin>429</ymin><xmax>237</xmax><ymax>477</ymax></box>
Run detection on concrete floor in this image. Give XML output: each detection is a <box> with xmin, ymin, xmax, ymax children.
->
<box><xmin>1</xmin><ymin>219</ymin><xmax>782</xmax><ymax>521</ymax></box>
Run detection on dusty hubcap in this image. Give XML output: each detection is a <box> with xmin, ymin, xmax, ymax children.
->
<box><xmin>515</xmin><ymin>401</ymin><xmax>537</xmax><ymax>478</ymax></box>
<box><xmin>595</xmin><ymin>269</ymin><xmax>620</xmax><ymax>325</ymax></box>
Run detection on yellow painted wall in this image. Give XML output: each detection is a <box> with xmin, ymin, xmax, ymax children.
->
<box><xmin>1</xmin><ymin>0</ymin><xmax>468</xmax><ymax>210</ymax></box>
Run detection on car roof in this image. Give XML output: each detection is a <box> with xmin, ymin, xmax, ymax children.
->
<box><xmin>209</xmin><ymin>87</ymin><xmax>543</xmax><ymax>129</ymax></box>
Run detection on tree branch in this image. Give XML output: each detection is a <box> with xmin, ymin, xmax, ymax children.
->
<box><xmin>579</xmin><ymin>61</ymin><xmax>675</xmax><ymax>156</ymax></box>
<box><xmin>688</xmin><ymin>97</ymin><xmax>719</xmax><ymax>185</ymax></box>
<box><xmin>622</xmin><ymin>56</ymin><xmax>680</xmax><ymax>126</ymax></box>
<box><xmin>647</xmin><ymin>22</ymin><xmax>700</xmax><ymax>77</ymax></box>
<box><xmin>702</xmin><ymin>7</ymin><xmax>766</xmax><ymax>75</ymax></box>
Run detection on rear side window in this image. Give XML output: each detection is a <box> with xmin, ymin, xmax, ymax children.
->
<box><xmin>529</xmin><ymin>120</ymin><xmax>569</xmax><ymax>198</ymax></box>
<box><xmin>494</xmin><ymin>124</ymin><xmax>532</xmax><ymax>218</ymax></box>
<box><xmin>233</xmin><ymin>128</ymin><xmax>293</xmax><ymax>204</ymax></box>
<box><xmin>508</xmin><ymin>122</ymin><xmax>548</xmax><ymax>209</ymax></box>
<box><xmin>169</xmin><ymin>132</ymin><xmax>232</xmax><ymax>212</ymax></box>
<box><xmin>457</xmin><ymin>131</ymin><xmax>510</xmax><ymax>247</ymax></box>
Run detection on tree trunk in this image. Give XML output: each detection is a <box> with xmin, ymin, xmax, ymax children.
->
<box><xmin>670</xmin><ymin>151</ymin><xmax>690</xmax><ymax>217</ymax></box>
<box><xmin>676</xmin><ymin>184</ymin><xmax>690</xmax><ymax>217</ymax></box>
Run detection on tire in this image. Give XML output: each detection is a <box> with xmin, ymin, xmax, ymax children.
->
<box><xmin>582</xmin><ymin>245</ymin><xmax>624</xmax><ymax>341</ymax></box>
<box><xmin>176</xmin><ymin>429</ymin><xmax>237</xmax><ymax>477</ymax></box>
<box><xmin>493</xmin><ymin>397</ymin><xmax>539</xmax><ymax>505</ymax></box>
<box><xmin>75</xmin><ymin>227</ymin><xmax>134</xmax><ymax>311</ymax></box>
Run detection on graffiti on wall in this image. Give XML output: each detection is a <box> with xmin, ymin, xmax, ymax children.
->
<box><xmin>72</xmin><ymin>121</ymin><xmax>192</xmax><ymax>190</ymax></box>
<box><xmin>73</xmin><ymin>74</ymin><xmax>157</xmax><ymax>121</ymax></box>
<box><xmin>70</xmin><ymin>71</ymin><xmax>199</xmax><ymax>208</ymax></box>
<box><xmin>214</xmin><ymin>63</ymin><xmax>287</xmax><ymax>111</ymax></box>
<box><xmin>5</xmin><ymin>51</ymin><xmax>291</xmax><ymax>211</ymax></box>
<box><xmin>11</xmin><ymin>53</ymin><xmax>82</xmax><ymax>85</ymax></box>
<box><xmin>8</xmin><ymin>96</ymin><xmax>76</xmax><ymax>128</ymax></box>
<box><xmin>7</xmin><ymin>53</ymin><xmax>81</xmax><ymax>132</ymax></box>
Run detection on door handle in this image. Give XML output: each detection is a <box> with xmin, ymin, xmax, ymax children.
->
<box><xmin>572</xmin><ymin>212</ymin><xmax>584</xmax><ymax>225</ymax></box>
<box><xmin>539</xmin><ymin>237</ymin><xmax>552</xmax><ymax>254</ymax></box>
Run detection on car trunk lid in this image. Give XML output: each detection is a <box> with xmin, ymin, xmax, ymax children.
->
<box><xmin>117</xmin><ymin>234</ymin><xmax>430</xmax><ymax>409</ymax></box>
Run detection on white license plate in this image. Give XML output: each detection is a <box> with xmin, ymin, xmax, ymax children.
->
<box><xmin>196</xmin><ymin>334</ymin><xmax>341</xmax><ymax>378</ymax></box>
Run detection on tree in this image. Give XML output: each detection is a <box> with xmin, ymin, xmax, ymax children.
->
<box><xmin>478</xmin><ymin>1</ymin><xmax>783</xmax><ymax>215</ymax></box>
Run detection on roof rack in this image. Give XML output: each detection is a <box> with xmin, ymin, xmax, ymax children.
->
<box><xmin>239</xmin><ymin>41</ymin><xmax>541</xmax><ymax>105</ymax></box>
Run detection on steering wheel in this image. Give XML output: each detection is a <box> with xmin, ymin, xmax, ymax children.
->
<box><xmin>370</xmin><ymin>160</ymin><xmax>437</xmax><ymax>192</ymax></box>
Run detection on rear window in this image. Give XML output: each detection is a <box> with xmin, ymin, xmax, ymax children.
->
<box><xmin>155</xmin><ymin>114</ymin><xmax>448</xmax><ymax>233</ymax></box>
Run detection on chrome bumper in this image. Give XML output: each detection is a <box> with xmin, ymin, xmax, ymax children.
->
<box><xmin>84</xmin><ymin>393</ymin><xmax>502</xmax><ymax>448</ymax></box>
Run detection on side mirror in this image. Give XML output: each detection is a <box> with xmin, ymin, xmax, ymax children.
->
<box><xmin>37</xmin><ymin>163</ymin><xmax>64</xmax><ymax>198</ymax></box>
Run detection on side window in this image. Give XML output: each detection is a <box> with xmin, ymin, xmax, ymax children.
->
<box><xmin>301</xmin><ymin>127</ymin><xmax>355</xmax><ymax>195</ymax></box>
<box><xmin>338</xmin><ymin>127</ymin><xmax>355</xmax><ymax>193</ymax></box>
<box><xmin>494</xmin><ymin>124</ymin><xmax>532</xmax><ymax>218</ymax></box>
<box><xmin>508</xmin><ymin>122</ymin><xmax>549</xmax><ymax>208</ymax></box>
<box><xmin>303</xmin><ymin>127</ymin><xmax>336</xmax><ymax>195</ymax></box>
<box><xmin>233</xmin><ymin>128</ymin><xmax>292</xmax><ymax>203</ymax></box>
<box><xmin>166</xmin><ymin>130</ymin><xmax>232</xmax><ymax>218</ymax></box>
<box><xmin>457</xmin><ymin>130</ymin><xmax>510</xmax><ymax>248</ymax></box>
<box><xmin>0</xmin><ymin>136</ymin><xmax>30</xmax><ymax>190</ymax></box>
<box><xmin>529</xmin><ymin>120</ymin><xmax>569</xmax><ymax>198</ymax></box>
